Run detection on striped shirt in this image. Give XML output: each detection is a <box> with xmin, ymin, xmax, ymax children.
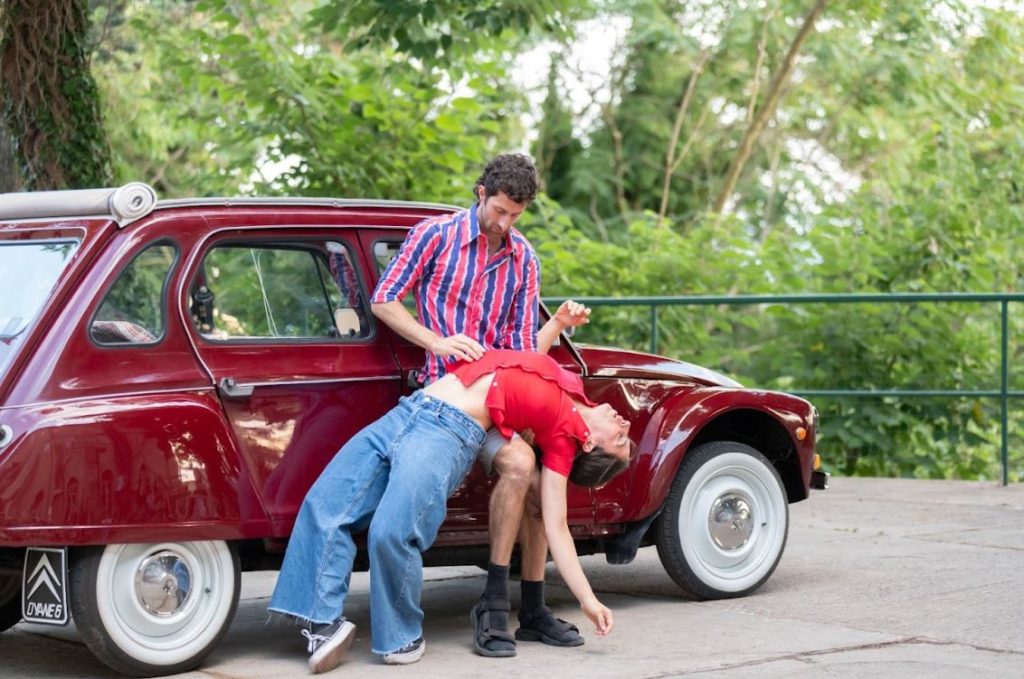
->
<box><xmin>372</xmin><ymin>206</ymin><xmax>540</xmax><ymax>382</ymax></box>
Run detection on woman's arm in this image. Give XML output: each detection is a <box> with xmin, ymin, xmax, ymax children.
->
<box><xmin>537</xmin><ymin>300</ymin><xmax>591</xmax><ymax>354</ymax></box>
<box><xmin>540</xmin><ymin>467</ymin><xmax>614</xmax><ymax>636</ymax></box>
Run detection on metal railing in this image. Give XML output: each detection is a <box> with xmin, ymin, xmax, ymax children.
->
<box><xmin>543</xmin><ymin>293</ymin><xmax>1024</xmax><ymax>486</ymax></box>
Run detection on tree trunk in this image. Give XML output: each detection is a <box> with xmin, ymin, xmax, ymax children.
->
<box><xmin>0</xmin><ymin>116</ymin><xmax>19</xmax><ymax>192</ymax></box>
<box><xmin>711</xmin><ymin>0</ymin><xmax>828</xmax><ymax>214</ymax></box>
<box><xmin>0</xmin><ymin>0</ymin><xmax>112</xmax><ymax>190</ymax></box>
<box><xmin>657</xmin><ymin>51</ymin><xmax>709</xmax><ymax>228</ymax></box>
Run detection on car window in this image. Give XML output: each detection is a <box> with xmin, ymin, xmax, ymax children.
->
<box><xmin>372</xmin><ymin>240</ymin><xmax>402</xmax><ymax>273</ymax></box>
<box><xmin>0</xmin><ymin>240</ymin><xmax>79</xmax><ymax>372</ymax></box>
<box><xmin>372</xmin><ymin>239</ymin><xmax>418</xmax><ymax>318</ymax></box>
<box><xmin>192</xmin><ymin>241</ymin><xmax>371</xmax><ymax>341</ymax></box>
<box><xmin>90</xmin><ymin>242</ymin><xmax>176</xmax><ymax>346</ymax></box>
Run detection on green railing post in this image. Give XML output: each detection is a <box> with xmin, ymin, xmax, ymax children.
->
<box><xmin>650</xmin><ymin>305</ymin><xmax>659</xmax><ymax>355</ymax></box>
<box><xmin>1001</xmin><ymin>300</ymin><xmax>1009</xmax><ymax>486</ymax></box>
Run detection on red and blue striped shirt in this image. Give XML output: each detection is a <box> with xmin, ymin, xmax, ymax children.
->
<box><xmin>372</xmin><ymin>206</ymin><xmax>540</xmax><ymax>382</ymax></box>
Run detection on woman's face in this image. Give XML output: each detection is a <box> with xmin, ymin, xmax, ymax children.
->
<box><xmin>587</xmin><ymin>403</ymin><xmax>633</xmax><ymax>462</ymax></box>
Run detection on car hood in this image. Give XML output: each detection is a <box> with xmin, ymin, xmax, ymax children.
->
<box><xmin>576</xmin><ymin>344</ymin><xmax>742</xmax><ymax>388</ymax></box>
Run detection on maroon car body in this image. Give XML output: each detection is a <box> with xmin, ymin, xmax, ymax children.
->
<box><xmin>0</xmin><ymin>184</ymin><xmax>822</xmax><ymax>676</ymax></box>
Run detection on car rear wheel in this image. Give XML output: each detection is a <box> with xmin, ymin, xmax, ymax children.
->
<box><xmin>655</xmin><ymin>441</ymin><xmax>788</xmax><ymax>599</ymax></box>
<box><xmin>0</xmin><ymin>571</ymin><xmax>22</xmax><ymax>634</ymax></box>
<box><xmin>70</xmin><ymin>541</ymin><xmax>240</xmax><ymax>677</ymax></box>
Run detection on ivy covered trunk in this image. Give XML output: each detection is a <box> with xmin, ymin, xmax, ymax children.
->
<box><xmin>0</xmin><ymin>0</ymin><xmax>112</xmax><ymax>190</ymax></box>
<box><xmin>0</xmin><ymin>116</ymin><xmax>17</xmax><ymax>191</ymax></box>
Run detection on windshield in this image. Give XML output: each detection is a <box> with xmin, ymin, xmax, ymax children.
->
<box><xmin>0</xmin><ymin>240</ymin><xmax>79</xmax><ymax>374</ymax></box>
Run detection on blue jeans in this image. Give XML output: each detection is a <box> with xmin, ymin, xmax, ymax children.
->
<box><xmin>268</xmin><ymin>391</ymin><xmax>485</xmax><ymax>654</ymax></box>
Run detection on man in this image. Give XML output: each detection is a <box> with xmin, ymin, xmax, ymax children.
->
<box><xmin>371</xmin><ymin>153</ymin><xmax>584</xmax><ymax>656</ymax></box>
<box><xmin>267</xmin><ymin>332</ymin><xmax>630</xmax><ymax>672</ymax></box>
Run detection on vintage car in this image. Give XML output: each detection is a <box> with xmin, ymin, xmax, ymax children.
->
<box><xmin>0</xmin><ymin>183</ymin><xmax>825</xmax><ymax>676</ymax></box>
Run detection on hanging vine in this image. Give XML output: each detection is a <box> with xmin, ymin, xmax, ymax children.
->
<box><xmin>0</xmin><ymin>0</ymin><xmax>112</xmax><ymax>190</ymax></box>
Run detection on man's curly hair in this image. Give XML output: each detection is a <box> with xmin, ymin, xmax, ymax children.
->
<box><xmin>474</xmin><ymin>153</ymin><xmax>539</xmax><ymax>205</ymax></box>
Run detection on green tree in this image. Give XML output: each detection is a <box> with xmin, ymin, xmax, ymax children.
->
<box><xmin>0</xmin><ymin>0</ymin><xmax>112</xmax><ymax>189</ymax></box>
<box><xmin>523</xmin><ymin>0</ymin><xmax>1024</xmax><ymax>481</ymax></box>
<box><xmin>93</xmin><ymin>0</ymin><xmax>591</xmax><ymax>200</ymax></box>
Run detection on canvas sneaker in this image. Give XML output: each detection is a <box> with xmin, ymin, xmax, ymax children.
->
<box><xmin>302</xmin><ymin>619</ymin><xmax>356</xmax><ymax>674</ymax></box>
<box><xmin>382</xmin><ymin>637</ymin><xmax>426</xmax><ymax>665</ymax></box>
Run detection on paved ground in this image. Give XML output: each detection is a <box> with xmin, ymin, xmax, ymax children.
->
<box><xmin>2</xmin><ymin>477</ymin><xmax>1022</xmax><ymax>678</ymax></box>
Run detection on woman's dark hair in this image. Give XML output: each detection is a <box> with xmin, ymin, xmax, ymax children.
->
<box><xmin>569</xmin><ymin>445</ymin><xmax>628</xmax><ymax>488</ymax></box>
<box><xmin>474</xmin><ymin>153</ymin><xmax>539</xmax><ymax>205</ymax></box>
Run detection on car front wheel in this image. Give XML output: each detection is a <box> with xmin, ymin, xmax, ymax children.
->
<box><xmin>655</xmin><ymin>441</ymin><xmax>788</xmax><ymax>599</ymax></box>
<box><xmin>70</xmin><ymin>541</ymin><xmax>240</xmax><ymax>677</ymax></box>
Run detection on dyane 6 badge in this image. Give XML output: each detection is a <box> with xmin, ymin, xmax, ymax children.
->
<box><xmin>21</xmin><ymin>548</ymin><xmax>69</xmax><ymax>625</ymax></box>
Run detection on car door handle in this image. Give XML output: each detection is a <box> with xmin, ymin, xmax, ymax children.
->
<box><xmin>218</xmin><ymin>377</ymin><xmax>254</xmax><ymax>399</ymax></box>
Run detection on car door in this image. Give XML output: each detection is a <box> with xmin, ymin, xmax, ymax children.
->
<box><xmin>357</xmin><ymin>228</ymin><xmax>596</xmax><ymax>541</ymax></box>
<box><xmin>183</xmin><ymin>227</ymin><xmax>402</xmax><ymax>534</ymax></box>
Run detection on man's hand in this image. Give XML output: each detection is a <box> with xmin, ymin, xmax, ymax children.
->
<box><xmin>553</xmin><ymin>300</ymin><xmax>591</xmax><ymax>329</ymax></box>
<box><xmin>429</xmin><ymin>333</ymin><xmax>486</xmax><ymax>361</ymax></box>
<box><xmin>524</xmin><ymin>467</ymin><xmax>543</xmax><ymax>520</ymax></box>
<box><xmin>580</xmin><ymin>596</ymin><xmax>614</xmax><ymax>637</ymax></box>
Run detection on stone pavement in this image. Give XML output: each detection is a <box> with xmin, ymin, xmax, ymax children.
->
<box><xmin>2</xmin><ymin>477</ymin><xmax>1022</xmax><ymax>678</ymax></box>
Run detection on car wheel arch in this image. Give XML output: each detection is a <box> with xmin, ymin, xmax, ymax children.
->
<box><xmin>687</xmin><ymin>407</ymin><xmax>806</xmax><ymax>503</ymax></box>
<box><xmin>631</xmin><ymin>393</ymin><xmax>805</xmax><ymax>521</ymax></box>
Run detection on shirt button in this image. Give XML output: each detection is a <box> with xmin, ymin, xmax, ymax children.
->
<box><xmin>571</xmin><ymin>407</ymin><xmax>576</xmax><ymax>411</ymax></box>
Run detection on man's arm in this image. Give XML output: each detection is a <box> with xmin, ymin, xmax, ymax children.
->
<box><xmin>371</xmin><ymin>216</ymin><xmax>485</xmax><ymax>361</ymax></box>
<box><xmin>540</xmin><ymin>466</ymin><xmax>614</xmax><ymax>636</ymax></box>
<box><xmin>371</xmin><ymin>301</ymin><xmax>485</xmax><ymax>362</ymax></box>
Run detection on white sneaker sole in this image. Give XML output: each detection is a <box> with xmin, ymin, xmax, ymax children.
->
<box><xmin>309</xmin><ymin>621</ymin><xmax>357</xmax><ymax>674</ymax></box>
<box><xmin>383</xmin><ymin>639</ymin><xmax>426</xmax><ymax>665</ymax></box>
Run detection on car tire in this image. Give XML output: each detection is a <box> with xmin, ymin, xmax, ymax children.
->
<box><xmin>655</xmin><ymin>440</ymin><xmax>788</xmax><ymax>599</ymax></box>
<box><xmin>70</xmin><ymin>541</ymin><xmax>240</xmax><ymax>677</ymax></box>
<box><xmin>0</xmin><ymin>572</ymin><xmax>22</xmax><ymax>634</ymax></box>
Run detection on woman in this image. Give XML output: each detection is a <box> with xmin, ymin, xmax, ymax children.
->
<box><xmin>269</xmin><ymin>304</ymin><xmax>631</xmax><ymax>673</ymax></box>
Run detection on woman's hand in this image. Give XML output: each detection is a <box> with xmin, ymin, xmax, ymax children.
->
<box><xmin>553</xmin><ymin>299</ymin><xmax>591</xmax><ymax>329</ymax></box>
<box><xmin>580</xmin><ymin>596</ymin><xmax>614</xmax><ymax>636</ymax></box>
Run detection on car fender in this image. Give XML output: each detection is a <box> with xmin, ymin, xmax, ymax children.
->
<box><xmin>626</xmin><ymin>387</ymin><xmax>810</xmax><ymax>520</ymax></box>
<box><xmin>0</xmin><ymin>391</ymin><xmax>268</xmax><ymax>547</ymax></box>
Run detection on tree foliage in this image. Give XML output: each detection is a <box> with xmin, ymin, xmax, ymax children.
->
<box><xmin>9</xmin><ymin>0</ymin><xmax>1018</xmax><ymax>480</ymax></box>
<box><xmin>521</xmin><ymin>0</ymin><xmax>1024</xmax><ymax>481</ymax></box>
<box><xmin>90</xmin><ymin>0</ymin><xmax>582</xmax><ymax>200</ymax></box>
<box><xmin>308</xmin><ymin>0</ymin><xmax>585</xmax><ymax>62</ymax></box>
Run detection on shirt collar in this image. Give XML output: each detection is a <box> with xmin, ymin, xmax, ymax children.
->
<box><xmin>463</xmin><ymin>204</ymin><xmax>480</xmax><ymax>243</ymax></box>
<box><xmin>462</xmin><ymin>203</ymin><xmax>520</xmax><ymax>260</ymax></box>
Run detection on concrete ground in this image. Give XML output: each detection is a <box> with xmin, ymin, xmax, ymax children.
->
<box><xmin>2</xmin><ymin>477</ymin><xmax>1022</xmax><ymax>678</ymax></box>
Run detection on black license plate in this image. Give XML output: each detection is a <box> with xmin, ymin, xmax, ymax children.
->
<box><xmin>21</xmin><ymin>547</ymin><xmax>69</xmax><ymax>625</ymax></box>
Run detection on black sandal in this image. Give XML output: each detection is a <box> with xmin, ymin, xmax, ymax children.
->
<box><xmin>515</xmin><ymin>606</ymin><xmax>584</xmax><ymax>647</ymax></box>
<box><xmin>470</xmin><ymin>599</ymin><xmax>517</xmax><ymax>658</ymax></box>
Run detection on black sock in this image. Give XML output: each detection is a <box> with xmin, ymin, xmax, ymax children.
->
<box><xmin>484</xmin><ymin>562</ymin><xmax>510</xmax><ymax>602</ymax></box>
<box><xmin>520</xmin><ymin>579</ymin><xmax>545</xmax><ymax>613</ymax></box>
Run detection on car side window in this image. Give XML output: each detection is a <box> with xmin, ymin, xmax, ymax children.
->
<box><xmin>373</xmin><ymin>240</ymin><xmax>402</xmax><ymax>272</ymax></box>
<box><xmin>372</xmin><ymin>239</ymin><xmax>418</xmax><ymax>318</ymax></box>
<box><xmin>192</xmin><ymin>240</ymin><xmax>371</xmax><ymax>341</ymax></box>
<box><xmin>90</xmin><ymin>242</ymin><xmax>177</xmax><ymax>345</ymax></box>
